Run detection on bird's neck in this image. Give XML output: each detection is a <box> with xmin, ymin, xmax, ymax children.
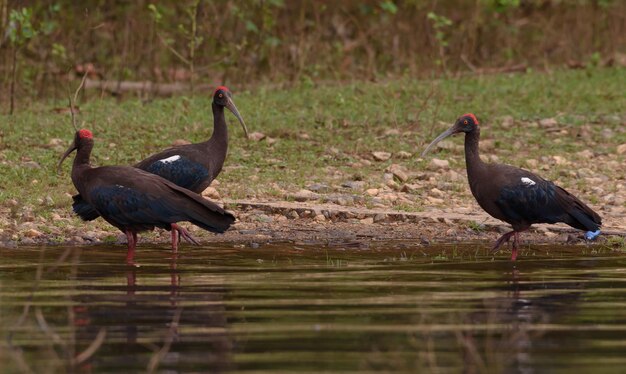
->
<box><xmin>464</xmin><ymin>127</ymin><xmax>485</xmax><ymax>175</ymax></box>
<box><xmin>71</xmin><ymin>141</ymin><xmax>94</xmax><ymax>190</ymax></box>
<box><xmin>209</xmin><ymin>102</ymin><xmax>228</xmax><ymax>146</ymax></box>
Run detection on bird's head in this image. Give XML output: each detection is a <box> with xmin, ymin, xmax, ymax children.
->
<box><xmin>421</xmin><ymin>113</ymin><xmax>479</xmax><ymax>156</ymax></box>
<box><xmin>213</xmin><ymin>86</ymin><xmax>249</xmax><ymax>138</ymax></box>
<box><xmin>57</xmin><ymin>129</ymin><xmax>93</xmax><ymax>173</ymax></box>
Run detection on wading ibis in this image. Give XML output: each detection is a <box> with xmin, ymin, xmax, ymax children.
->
<box><xmin>59</xmin><ymin>129</ymin><xmax>235</xmax><ymax>264</ymax></box>
<box><xmin>73</xmin><ymin>86</ymin><xmax>248</xmax><ymax>221</ymax></box>
<box><xmin>422</xmin><ymin>114</ymin><xmax>601</xmax><ymax>261</ymax></box>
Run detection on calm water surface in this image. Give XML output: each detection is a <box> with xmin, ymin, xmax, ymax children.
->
<box><xmin>1</xmin><ymin>242</ymin><xmax>625</xmax><ymax>373</ymax></box>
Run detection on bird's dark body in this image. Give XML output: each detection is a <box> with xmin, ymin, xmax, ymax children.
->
<box><xmin>423</xmin><ymin>113</ymin><xmax>601</xmax><ymax>260</ymax></box>
<box><xmin>77</xmin><ymin>166</ymin><xmax>233</xmax><ymax>234</ymax></box>
<box><xmin>468</xmin><ymin>162</ymin><xmax>601</xmax><ymax>233</ymax></box>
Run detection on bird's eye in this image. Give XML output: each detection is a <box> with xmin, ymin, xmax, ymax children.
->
<box><xmin>218</xmin><ymin>93</ymin><xmax>223</xmax><ymax>98</ymax></box>
<box><xmin>464</xmin><ymin>120</ymin><xmax>469</xmax><ymax>125</ymax></box>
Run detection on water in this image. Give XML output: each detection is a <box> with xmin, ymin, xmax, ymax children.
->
<box><xmin>1</xmin><ymin>242</ymin><xmax>625</xmax><ymax>373</ymax></box>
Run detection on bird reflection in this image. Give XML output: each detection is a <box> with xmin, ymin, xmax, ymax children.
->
<box><xmin>71</xmin><ymin>252</ymin><xmax>233</xmax><ymax>373</ymax></box>
<box><xmin>457</xmin><ymin>267</ymin><xmax>585</xmax><ymax>374</ymax></box>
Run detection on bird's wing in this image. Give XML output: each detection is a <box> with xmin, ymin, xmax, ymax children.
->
<box><xmin>87</xmin><ymin>184</ymin><xmax>184</xmax><ymax>228</ymax></box>
<box><xmin>495</xmin><ymin>175</ymin><xmax>563</xmax><ymax>225</ymax></box>
<box><xmin>72</xmin><ymin>194</ymin><xmax>100</xmax><ymax>221</ymax></box>
<box><xmin>138</xmin><ymin>154</ymin><xmax>209</xmax><ymax>191</ymax></box>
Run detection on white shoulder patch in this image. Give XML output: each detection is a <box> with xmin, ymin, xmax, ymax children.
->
<box><xmin>521</xmin><ymin>177</ymin><xmax>536</xmax><ymax>186</ymax></box>
<box><xmin>159</xmin><ymin>155</ymin><xmax>181</xmax><ymax>164</ymax></box>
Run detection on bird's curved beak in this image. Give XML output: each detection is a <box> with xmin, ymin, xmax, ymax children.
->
<box><xmin>225</xmin><ymin>97</ymin><xmax>249</xmax><ymax>138</ymax></box>
<box><xmin>57</xmin><ymin>139</ymin><xmax>77</xmax><ymax>174</ymax></box>
<box><xmin>421</xmin><ymin>126</ymin><xmax>458</xmax><ymax>157</ymax></box>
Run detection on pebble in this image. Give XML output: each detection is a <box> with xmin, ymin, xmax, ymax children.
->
<box><xmin>366</xmin><ymin>188</ymin><xmax>379</xmax><ymax>196</ymax></box>
<box><xmin>430</xmin><ymin>188</ymin><xmax>445</xmax><ymax>198</ymax></box>
<box><xmin>342</xmin><ymin>181</ymin><xmax>365</xmax><ymax>190</ymax></box>
<box><xmin>401</xmin><ymin>184</ymin><xmax>420</xmax><ymax>193</ymax></box>
<box><xmin>172</xmin><ymin>139</ymin><xmax>191</xmax><ymax>146</ymax></box>
<box><xmin>386</xmin><ymin>164</ymin><xmax>408</xmax><ymax>182</ymax></box>
<box><xmin>248</xmin><ymin>132</ymin><xmax>266</xmax><ymax>141</ymax></box>
<box><xmin>307</xmin><ymin>183</ymin><xmax>331</xmax><ymax>193</ymax></box>
<box><xmin>202</xmin><ymin>187</ymin><xmax>221</xmax><ymax>200</ymax></box>
<box><xmin>428</xmin><ymin>158</ymin><xmax>449</xmax><ymax>170</ymax></box>
<box><xmin>23</xmin><ymin>228</ymin><xmax>42</xmax><ymax>238</ymax></box>
<box><xmin>373</xmin><ymin>214</ymin><xmax>388</xmax><ymax>223</ymax></box>
<box><xmin>539</xmin><ymin>118</ymin><xmax>558</xmax><ymax>128</ymax></box>
<box><xmin>360</xmin><ymin>217</ymin><xmax>374</xmax><ymax>224</ymax></box>
<box><xmin>314</xmin><ymin>214</ymin><xmax>326</xmax><ymax>222</ymax></box>
<box><xmin>577</xmin><ymin>149</ymin><xmax>594</xmax><ymax>159</ymax></box>
<box><xmin>427</xmin><ymin>197</ymin><xmax>444</xmax><ymax>205</ymax></box>
<box><xmin>292</xmin><ymin>189</ymin><xmax>320</xmax><ymax>202</ymax></box>
<box><xmin>372</xmin><ymin>151</ymin><xmax>391</xmax><ymax>161</ymax></box>
<box><xmin>286</xmin><ymin>210</ymin><xmax>299</xmax><ymax>219</ymax></box>
<box><xmin>396</xmin><ymin>151</ymin><xmax>412</xmax><ymax>159</ymax></box>
<box><xmin>500</xmin><ymin>115</ymin><xmax>514</xmax><ymax>128</ymax></box>
<box><xmin>617</xmin><ymin>144</ymin><xmax>626</xmax><ymax>155</ymax></box>
<box><xmin>23</xmin><ymin>161</ymin><xmax>41</xmax><ymax>169</ymax></box>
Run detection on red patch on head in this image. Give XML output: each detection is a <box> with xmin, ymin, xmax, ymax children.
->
<box><xmin>462</xmin><ymin>113</ymin><xmax>479</xmax><ymax>124</ymax></box>
<box><xmin>214</xmin><ymin>85</ymin><xmax>230</xmax><ymax>95</ymax></box>
<box><xmin>78</xmin><ymin>129</ymin><xmax>93</xmax><ymax>139</ymax></box>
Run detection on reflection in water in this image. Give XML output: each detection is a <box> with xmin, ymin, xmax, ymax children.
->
<box><xmin>1</xmin><ymin>243</ymin><xmax>626</xmax><ymax>372</ymax></box>
<box><xmin>2</xmin><ymin>247</ymin><xmax>233</xmax><ymax>373</ymax></box>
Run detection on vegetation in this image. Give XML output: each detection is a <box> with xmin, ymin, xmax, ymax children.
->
<box><xmin>0</xmin><ymin>0</ymin><xmax>625</xmax><ymax>106</ymax></box>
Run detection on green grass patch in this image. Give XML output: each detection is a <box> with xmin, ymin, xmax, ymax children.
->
<box><xmin>0</xmin><ymin>68</ymin><xmax>624</xmax><ymax>217</ymax></box>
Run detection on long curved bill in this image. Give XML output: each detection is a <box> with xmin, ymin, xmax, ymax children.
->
<box><xmin>225</xmin><ymin>97</ymin><xmax>249</xmax><ymax>138</ymax></box>
<box><xmin>421</xmin><ymin>127</ymin><xmax>457</xmax><ymax>157</ymax></box>
<box><xmin>57</xmin><ymin>139</ymin><xmax>77</xmax><ymax>174</ymax></box>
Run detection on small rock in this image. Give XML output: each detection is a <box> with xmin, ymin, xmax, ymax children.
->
<box><xmin>396</xmin><ymin>151</ymin><xmax>412</xmax><ymax>159</ymax></box>
<box><xmin>314</xmin><ymin>214</ymin><xmax>326</xmax><ymax>222</ymax></box>
<box><xmin>307</xmin><ymin>183</ymin><xmax>331</xmax><ymax>193</ymax></box>
<box><xmin>426</xmin><ymin>197</ymin><xmax>444</xmax><ymax>205</ymax></box>
<box><xmin>617</xmin><ymin>144</ymin><xmax>626</xmax><ymax>155</ymax></box>
<box><xmin>366</xmin><ymin>188</ymin><xmax>379</xmax><ymax>196</ymax></box>
<box><xmin>21</xmin><ymin>237</ymin><xmax>36</xmax><ymax>245</ymax></box>
<box><xmin>544</xmin><ymin>231</ymin><xmax>558</xmax><ymax>238</ymax></box>
<box><xmin>428</xmin><ymin>158</ymin><xmax>449</xmax><ymax>170</ymax></box>
<box><xmin>254</xmin><ymin>214</ymin><xmax>273</xmax><ymax>223</ymax></box>
<box><xmin>172</xmin><ymin>139</ymin><xmax>191</xmax><ymax>146</ymax></box>
<box><xmin>23</xmin><ymin>229</ymin><xmax>42</xmax><ymax>238</ymax></box>
<box><xmin>539</xmin><ymin>118</ymin><xmax>558</xmax><ymax>128</ymax></box>
<box><xmin>292</xmin><ymin>189</ymin><xmax>319</xmax><ymax>202</ymax></box>
<box><xmin>360</xmin><ymin>217</ymin><xmax>374</xmax><ymax>224</ymax></box>
<box><xmin>526</xmin><ymin>159</ymin><xmax>538</xmax><ymax>168</ymax></box>
<box><xmin>342</xmin><ymin>181</ymin><xmax>366</xmax><ymax>190</ymax></box>
<box><xmin>500</xmin><ymin>115</ymin><xmax>514</xmax><ymax>129</ymax></box>
<box><xmin>372</xmin><ymin>151</ymin><xmax>392</xmax><ymax>161</ymax></box>
<box><xmin>552</xmin><ymin>155</ymin><xmax>568</xmax><ymax>165</ymax></box>
<box><xmin>373</xmin><ymin>214</ymin><xmax>387</xmax><ymax>223</ymax></box>
<box><xmin>69</xmin><ymin>236</ymin><xmax>85</xmax><ymax>244</ymax></box>
<box><xmin>401</xmin><ymin>184</ymin><xmax>421</xmax><ymax>193</ymax></box>
<box><xmin>386</xmin><ymin>164</ymin><xmax>409</xmax><ymax>182</ymax></box>
<box><xmin>248</xmin><ymin>132</ymin><xmax>266</xmax><ymax>141</ymax></box>
<box><xmin>286</xmin><ymin>210</ymin><xmax>299</xmax><ymax>219</ymax></box>
<box><xmin>23</xmin><ymin>161</ymin><xmax>41</xmax><ymax>169</ymax></box>
<box><xmin>48</xmin><ymin>138</ymin><xmax>64</xmax><ymax>146</ymax></box>
<box><xmin>202</xmin><ymin>187</ymin><xmax>221</xmax><ymax>200</ymax></box>
<box><xmin>576</xmin><ymin>149</ymin><xmax>594</xmax><ymax>159</ymax></box>
<box><xmin>430</xmin><ymin>188</ymin><xmax>445</xmax><ymax>198</ymax></box>
<box><xmin>385</xmin><ymin>179</ymin><xmax>401</xmax><ymax>190</ymax></box>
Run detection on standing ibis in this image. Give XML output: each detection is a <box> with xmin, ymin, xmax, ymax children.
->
<box><xmin>422</xmin><ymin>114</ymin><xmax>601</xmax><ymax>260</ymax></box>
<box><xmin>72</xmin><ymin>86</ymin><xmax>248</xmax><ymax>221</ymax></box>
<box><xmin>59</xmin><ymin>129</ymin><xmax>235</xmax><ymax>264</ymax></box>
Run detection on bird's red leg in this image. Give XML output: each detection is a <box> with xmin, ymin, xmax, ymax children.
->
<box><xmin>171</xmin><ymin>228</ymin><xmax>179</xmax><ymax>253</ymax></box>
<box><xmin>171</xmin><ymin>223</ymin><xmax>200</xmax><ymax>250</ymax></box>
<box><xmin>125</xmin><ymin>230</ymin><xmax>136</xmax><ymax>264</ymax></box>
<box><xmin>491</xmin><ymin>230</ymin><xmax>515</xmax><ymax>254</ymax></box>
<box><xmin>511</xmin><ymin>232</ymin><xmax>520</xmax><ymax>261</ymax></box>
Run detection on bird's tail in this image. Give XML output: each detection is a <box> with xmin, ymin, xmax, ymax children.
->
<box><xmin>168</xmin><ymin>185</ymin><xmax>235</xmax><ymax>233</ymax></box>
<box><xmin>555</xmin><ymin>186</ymin><xmax>602</xmax><ymax>234</ymax></box>
<box><xmin>72</xmin><ymin>194</ymin><xmax>101</xmax><ymax>221</ymax></box>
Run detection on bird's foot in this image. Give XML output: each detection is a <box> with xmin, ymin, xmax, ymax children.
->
<box><xmin>171</xmin><ymin>223</ymin><xmax>200</xmax><ymax>247</ymax></box>
<box><xmin>491</xmin><ymin>230</ymin><xmax>515</xmax><ymax>254</ymax></box>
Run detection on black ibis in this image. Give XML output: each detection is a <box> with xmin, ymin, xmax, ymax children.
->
<box><xmin>72</xmin><ymin>86</ymin><xmax>248</xmax><ymax>221</ymax></box>
<box><xmin>422</xmin><ymin>113</ymin><xmax>601</xmax><ymax>260</ymax></box>
<box><xmin>58</xmin><ymin>129</ymin><xmax>235</xmax><ymax>264</ymax></box>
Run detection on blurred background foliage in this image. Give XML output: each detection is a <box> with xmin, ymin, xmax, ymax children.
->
<box><xmin>0</xmin><ymin>0</ymin><xmax>624</xmax><ymax>103</ymax></box>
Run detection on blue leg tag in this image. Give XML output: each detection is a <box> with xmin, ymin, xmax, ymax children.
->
<box><xmin>585</xmin><ymin>230</ymin><xmax>601</xmax><ymax>240</ymax></box>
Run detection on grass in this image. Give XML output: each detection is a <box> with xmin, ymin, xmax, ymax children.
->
<box><xmin>0</xmin><ymin>68</ymin><xmax>625</xmax><ymax>236</ymax></box>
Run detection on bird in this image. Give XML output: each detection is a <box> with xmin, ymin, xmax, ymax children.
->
<box><xmin>72</xmin><ymin>86</ymin><xmax>248</xmax><ymax>221</ymax></box>
<box><xmin>58</xmin><ymin>128</ymin><xmax>235</xmax><ymax>264</ymax></box>
<box><xmin>421</xmin><ymin>113</ymin><xmax>601</xmax><ymax>261</ymax></box>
